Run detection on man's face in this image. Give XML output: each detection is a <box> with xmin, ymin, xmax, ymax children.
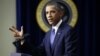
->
<box><xmin>45</xmin><ymin>5</ymin><xmax>62</xmax><ymax>26</ymax></box>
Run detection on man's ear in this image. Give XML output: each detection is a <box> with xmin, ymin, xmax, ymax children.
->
<box><xmin>60</xmin><ymin>11</ymin><xmax>64</xmax><ymax>18</ymax></box>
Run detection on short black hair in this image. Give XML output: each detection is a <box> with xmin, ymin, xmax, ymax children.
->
<box><xmin>45</xmin><ymin>1</ymin><xmax>65</xmax><ymax>12</ymax></box>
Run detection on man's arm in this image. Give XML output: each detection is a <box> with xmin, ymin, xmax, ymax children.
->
<box><xmin>63</xmin><ymin>29</ymin><xmax>78</xmax><ymax>56</ymax></box>
<box><xmin>12</xmin><ymin>33</ymin><xmax>46</xmax><ymax>56</ymax></box>
<box><xmin>9</xmin><ymin>26</ymin><xmax>45</xmax><ymax>56</ymax></box>
<box><xmin>12</xmin><ymin>33</ymin><xmax>35</xmax><ymax>55</ymax></box>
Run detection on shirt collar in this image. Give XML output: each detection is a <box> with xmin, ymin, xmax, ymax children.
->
<box><xmin>52</xmin><ymin>19</ymin><xmax>62</xmax><ymax>34</ymax></box>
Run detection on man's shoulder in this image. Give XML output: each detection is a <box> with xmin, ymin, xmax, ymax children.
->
<box><xmin>60</xmin><ymin>22</ymin><xmax>72</xmax><ymax>30</ymax></box>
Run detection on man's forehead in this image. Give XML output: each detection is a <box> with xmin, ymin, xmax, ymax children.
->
<box><xmin>46</xmin><ymin>5</ymin><xmax>58</xmax><ymax>10</ymax></box>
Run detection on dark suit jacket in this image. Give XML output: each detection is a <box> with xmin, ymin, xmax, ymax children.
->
<box><xmin>13</xmin><ymin>21</ymin><xmax>78</xmax><ymax>56</ymax></box>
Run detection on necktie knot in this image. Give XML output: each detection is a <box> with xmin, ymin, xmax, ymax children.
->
<box><xmin>52</xmin><ymin>28</ymin><xmax>55</xmax><ymax>34</ymax></box>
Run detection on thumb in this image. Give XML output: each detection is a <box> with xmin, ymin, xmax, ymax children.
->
<box><xmin>21</xmin><ymin>26</ymin><xmax>23</xmax><ymax>33</ymax></box>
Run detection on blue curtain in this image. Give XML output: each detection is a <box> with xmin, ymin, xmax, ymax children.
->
<box><xmin>16</xmin><ymin>0</ymin><xmax>96</xmax><ymax>56</ymax></box>
<box><xmin>16</xmin><ymin>0</ymin><xmax>45</xmax><ymax>46</ymax></box>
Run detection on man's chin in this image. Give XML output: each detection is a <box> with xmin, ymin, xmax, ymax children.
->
<box><xmin>48</xmin><ymin>22</ymin><xmax>53</xmax><ymax>25</ymax></box>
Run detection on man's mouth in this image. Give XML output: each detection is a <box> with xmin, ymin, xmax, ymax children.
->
<box><xmin>48</xmin><ymin>20</ymin><xmax>53</xmax><ymax>22</ymax></box>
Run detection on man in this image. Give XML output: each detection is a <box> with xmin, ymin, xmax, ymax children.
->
<box><xmin>9</xmin><ymin>1</ymin><xmax>78</xmax><ymax>56</ymax></box>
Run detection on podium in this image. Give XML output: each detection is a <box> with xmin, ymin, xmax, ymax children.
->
<box><xmin>11</xmin><ymin>53</ymin><xmax>32</xmax><ymax>56</ymax></box>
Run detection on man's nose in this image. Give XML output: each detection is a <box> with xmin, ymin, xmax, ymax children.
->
<box><xmin>48</xmin><ymin>13</ymin><xmax>52</xmax><ymax>17</ymax></box>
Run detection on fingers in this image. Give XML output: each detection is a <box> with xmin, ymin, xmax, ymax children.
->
<box><xmin>9</xmin><ymin>26</ymin><xmax>24</xmax><ymax>39</ymax></box>
<box><xmin>9</xmin><ymin>26</ymin><xmax>18</xmax><ymax>33</ymax></box>
<box><xmin>9</xmin><ymin>26</ymin><xmax>23</xmax><ymax>33</ymax></box>
<box><xmin>9</xmin><ymin>27</ymin><xmax>15</xmax><ymax>32</ymax></box>
<box><xmin>9</xmin><ymin>27</ymin><xmax>19</xmax><ymax>37</ymax></box>
<box><xmin>9</xmin><ymin>27</ymin><xmax>16</xmax><ymax>33</ymax></box>
<box><xmin>12</xmin><ymin>26</ymin><xmax>17</xmax><ymax>30</ymax></box>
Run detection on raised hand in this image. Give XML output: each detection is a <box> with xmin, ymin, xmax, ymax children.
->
<box><xmin>9</xmin><ymin>26</ymin><xmax>23</xmax><ymax>40</ymax></box>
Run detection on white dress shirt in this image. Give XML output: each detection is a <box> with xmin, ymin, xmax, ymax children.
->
<box><xmin>52</xmin><ymin>19</ymin><xmax>62</xmax><ymax>35</ymax></box>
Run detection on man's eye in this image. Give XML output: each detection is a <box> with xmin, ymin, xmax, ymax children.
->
<box><xmin>46</xmin><ymin>12</ymin><xmax>48</xmax><ymax>14</ymax></box>
<box><xmin>51</xmin><ymin>11</ymin><xmax>56</xmax><ymax>13</ymax></box>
